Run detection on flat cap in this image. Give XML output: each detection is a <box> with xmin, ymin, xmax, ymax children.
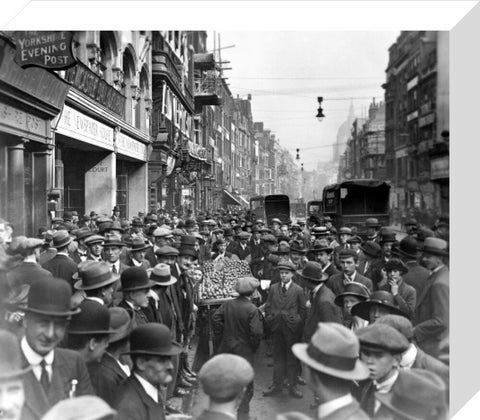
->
<box><xmin>375</xmin><ymin>314</ymin><xmax>414</xmax><ymax>341</ymax></box>
<box><xmin>199</xmin><ymin>354</ymin><xmax>254</xmax><ymax>399</ymax></box>
<box><xmin>41</xmin><ymin>395</ymin><xmax>116</xmax><ymax>420</ymax></box>
<box><xmin>153</xmin><ymin>227</ymin><xmax>173</xmax><ymax>238</ymax></box>
<box><xmin>235</xmin><ymin>277</ymin><xmax>260</xmax><ymax>295</ymax></box>
<box><xmin>8</xmin><ymin>236</ymin><xmax>44</xmax><ymax>255</ymax></box>
<box><xmin>155</xmin><ymin>245</ymin><xmax>179</xmax><ymax>257</ymax></box>
<box><xmin>262</xmin><ymin>234</ymin><xmax>277</xmax><ymax>244</ymax></box>
<box><xmin>356</xmin><ymin>323</ymin><xmax>409</xmax><ymax>354</ymax></box>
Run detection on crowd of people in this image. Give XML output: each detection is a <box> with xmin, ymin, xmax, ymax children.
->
<box><xmin>0</xmin><ymin>207</ymin><xmax>449</xmax><ymax>420</ymax></box>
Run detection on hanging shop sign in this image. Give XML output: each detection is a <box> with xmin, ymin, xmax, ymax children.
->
<box><xmin>13</xmin><ymin>31</ymin><xmax>77</xmax><ymax>70</ymax></box>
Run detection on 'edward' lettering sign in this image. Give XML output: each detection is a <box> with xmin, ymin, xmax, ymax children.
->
<box><xmin>13</xmin><ymin>31</ymin><xmax>77</xmax><ymax>70</ymax></box>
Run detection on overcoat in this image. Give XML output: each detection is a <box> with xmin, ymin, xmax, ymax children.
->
<box><xmin>326</xmin><ymin>272</ymin><xmax>373</xmax><ymax>297</ymax></box>
<box><xmin>42</xmin><ymin>254</ymin><xmax>78</xmax><ymax>288</ymax></box>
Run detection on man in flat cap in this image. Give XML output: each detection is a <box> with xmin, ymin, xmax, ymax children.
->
<box><xmin>198</xmin><ymin>354</ymin><xmax>255</xmax><ymax>420</ymax></box>
<box><xmin>84</xmin><ymin>235</ymin><xmax>104</xmax><ymax>262</ymax></box>
<box><xmin>281</xmin><ymin>323</ymin><xmax>370</xmax><ymax>420</ymax></box>
<box><xmin>412</xmin><ymin>237</ymin><xmax>449</xmax><ymax>358</ymax></box>
<box><xmin>264</xmin><ymin>261</ymin><xmax>306</xmax><ymax>399</ymax></box>
<box><xmin>212</xmin><ymin>277</ymin><xmax>264</xmax><ymax>420</ymax></box>
<box><xmin>326</xmin><ymin>249</ymin><xmax>373</xmax><ymax>297</ymax></box>
<box><xmin>114</xmin><ymin>324</ymin><xmax>183</xmax><ymax>420</ymax></box>
<box><xmin>0</xmin><ymin>330</ymin><xmax>33</xmax><ymax>420</ymax></box>
<box><xmin>354</xmin><ymin>323</ymin><xmax>410</xmax><ymax>418</ymax></box>
<box><xmin>17</xmin><ymin>276</ymin><xmax>93</xmax><ymax>420</ymax></box>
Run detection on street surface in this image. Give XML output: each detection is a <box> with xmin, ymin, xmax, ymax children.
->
<box><xmin>190</xmin><ymin>340</ymin><xmax>314</xmax><ymax>420</ymax></box>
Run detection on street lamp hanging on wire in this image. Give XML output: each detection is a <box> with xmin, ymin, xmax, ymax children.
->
<box><xmin>316</xmin><ymin>96</ymin><xmax>325</xmax><ymax>122</ymax></box>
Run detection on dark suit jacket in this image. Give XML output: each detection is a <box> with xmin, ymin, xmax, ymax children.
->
<box><xmin>38</xmin><ymin>248</ymin><xmax>57</xmax><ymax>267</ymax></box>
<box><xmin>88</xmin><ymin>352</ymin><xmax>128</xmax><ymax>407</ymax></box>
<box><xmin>322</xmin><ymin>262</ymin><xmax>340</xmax><ymax>278</ymax></box>
<box><xmin>265</xmin><ymin>282</ymin><xmax>306</xmax><ymax>334</ymax></box>
<box><xmin>126</xmin><ymin>258</ymin><xmax>151</xmax><ymax>270</ymax></box>
<box><xmin>6</xmin><ymin>261</ymin><xmax>52</xmax><ymax>288</ymax></box>
<box><xmin>70</xmin><ymin>250</ymin><xmax>88</xmax><ymax>265</ymax></box>
<box><xmin>379</xmin><ymin>280</ymin><xmax>416</xmax><ymax>318</ymax></box>
<box><xmin>413</xmin><ymin>346</ymin><xmax>449</xmax><ymax>385</ymax></box>
<box><xmin>143</xmin><ymin>245</ymin><xmax>157</xmax><ymax>268</ymax></box>
<box><xmin>304</xmin><ymin>284</ymin><xmax>342</xmax><ymax>341</ymax></box>
<box><xmin>228</xmin><ymin>242</ymin><xmax>251</xmax><ymax>260</ymax></box>
<box><xmin>115</xmin><ymin>374</ymin><xmax>165</xmax><ymax>420</ymax></box>
<box><xmin>412</xmin><ymin>266</ymin><xmax>449</xmax><ymax>357</ymax></box>
<box><xmin>326</xmin><ymin>272</ymin><xmax>373</xmax><ymax>297</ymax></box>
<box><xmin>359</xmin><ymin>258</ymin><xmax>384</xmax><ymax>289</ymax></box>
<box><xmin>197</xmin><ymin>410</ymin><xmax>239</xmax><ymax>420</ymax></box>
<box><xmin>211</xmin><ymin>296</ymin><xmax>264</xmax><ymax>365</ymax></box>
<box><xmin>403</xmin><ymin>260</ymin><xmax>430</xmax><ymax>297</ymax></box>
<box><xmin>21</xmin><ymin>348</ymin><xmax>93</xmax><ymax>420</ymax></box>
<box><xmin>118</xmin><ymin>300</ymin><xmax>149</xmax><ymax>328</ymax></box>
<box><xmin>322</xmin><ymin>400</ymin><xmax>370</xmax><ymax>420</ymax></box>
<box><xmin>42</xmin><ymin>254</ymin><xmax>78</xmax><ymax>289</ymax></box>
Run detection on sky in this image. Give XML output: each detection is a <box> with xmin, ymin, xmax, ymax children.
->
<box><xmin>208</xmin><ymin>31</ymin><xmax>399</xmax><ymax>170</ymax></box>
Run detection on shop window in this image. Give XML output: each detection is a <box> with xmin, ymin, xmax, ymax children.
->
<box><xmin>116</xmin><ymin>173</ymin><xmax>128</xmax><ymax>219</ymax></box>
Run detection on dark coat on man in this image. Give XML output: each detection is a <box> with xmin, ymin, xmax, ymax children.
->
<box><xmin>412</xmin><ymin>266</ymin><xmax>449</xmax><ymax>358</ymax></box>
<box><xmin>249</xmin><ymin>239</ymin><xmax>265</xmax><ymax>278</ymax></box>
<box><xmin>322</xmin><ymin>262</ymin><xmax>340</xmax><ymax>278</ymax></box>
<box><xmin>118</xmin><ymin>300</ymin><xmax>149</xmax><ymax>328</ymax></box>
<box><xmin>211</xmin><ymin>296</ymin><xmax>264</xmax><ymax>366</ymax></box>
<box><xmin>228</xmin><ymin>242</ymin><xmax>252</xmax><ymax>260</ymax></box>
<box><xmin>115</xmin><ymin>374</ymin><xmax>165</xmax><ymax>420</ymax></box>
<box><xmin>304</xmin><ymin>284</ymin><xmax>342</xmax><ymax>341</ymax></box>
<box><xmin>359</xmin><ymin>258</ymin><xmax>384</xmax><ymax>289</ymax></box>
<box><xmin>353</xmin><ymin>379</ymin><xmax>395</xmax><ymax>419</ymax></box>
<box><xmin>196</xmin><ymin>410</ymin><xmax>239</xmax><ymax>420</ymax></box>
<box><xmin>326</xmin><ymin>272</ymin><xmax>373</xmax><ymax>297</ymax></box>
<box><xmin>413</xmin><ymin>346</ymin><xmax>449</xmax><ymax>385</ymax></box>
<box><xmin>42</xmin><ymin>254</ymin><xmax>78</xmax><ymax>289</ymax></box>
<box><xmin>6</xmin><ymin>261</ymin><xmax>52</xmax><ymax>288</ymax></box>
<box><xmin>321</xmin><ymin>400</ymin><xmax>370</xmax><ymax>420</ymax></box>
<box><xmin>38</xmin><ymin>248</ymin><xmax>57</xmax><ymax>266</ymax></box>
<box><xmin>20</xmin><ymin>348</ymin><xmax>93</xmax><ymax>420</ymax></box>
<box><xmin>403</xmin><ymin>260</ymin><xmax>430</xmax><ymax>298</ymax></box>
<box><xmin>88</xmin><ymin>352</ymin><xmax>128</xmax><ymax>407</ymax></box>
<box><xmin>378</xmin><ymin>280</ymin><xmax>417</xmax><ymax>318</ymax></box>
<box><xmin>126</xmin><ymin>258</ymin><xmax>151</xmax><ymax>270</ymax></box>
<box><xmin>143</xmin><ymin>246</ymin><xmax>157</xmax><ymax>268</ymax></box>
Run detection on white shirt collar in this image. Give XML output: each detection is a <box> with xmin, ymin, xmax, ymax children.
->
<box><xmin>374</xmin><ymin>369</ymin><xmax>399</xmax><ymax>393</ymax></box>
<box><xmin>431</xmin><ymin>264</ymin><xmax>446</xmax><ymax>274</ymax></box>
<box><xmin>134</xmin><ymin>372</ymin><xmax>159</xmax><ymax>403</ymax></box>
<box><xmin>344</xmin><ymin>271</ymin><xmax>357</xmax><ymax>282</ymax></box>
<box><xmin>400</xmin><ymin>344</ymin><xmax>418</xmax><ymax>369</ymax></box>
<box><xmin>21</xmin><ymin>336</ymin><xmax>54</xmax><ymax>381</ymax></box>
<box><xmin>132</xmin><ymin>258</ymin><xmax>143</xmax><ymax>267</ymax></box>
<box><xmin>110</xmin><ymin>260</ymin><xmax>120</xmax><ymax>271</ymax></box>
<box><xmin>282</xmin><ymin>280</ymin><xmax>292</xmax><ymax>290</ymax></box>
<box><xmin>312</xmin><ymin>283</ymin><xmax>323</xmax><ymax>296</ymax></box>
<box><xmin>318</xmin><ymin>393</ymin><xmax>354</xmax><ymax>418</ymax></box>
<box><xmin>56</xmin><ymin>252</ymin><xmax>70</xmax><ymax>257</ymax></box>
<box><xmin>85</xmin><ymin>296</ymin><xmax>104</xmax><ymax>305</ymax></box>
<box><xmin>322</xmin><ymin>261</ymin><xmax>332</xmax><ymax>272</ymax></box>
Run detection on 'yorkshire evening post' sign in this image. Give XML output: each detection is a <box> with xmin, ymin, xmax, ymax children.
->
<box><xmin>13</xmin><ymin>31</ymin><xmax>77</xmax><ymax>70</ymax></box>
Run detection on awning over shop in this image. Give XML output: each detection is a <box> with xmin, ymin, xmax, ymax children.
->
<box><xmin>223</xmin><ymin>189</ymin><xmax>242</xmax><ymax>206</ymax></box>
<box><xmin>238</xmin><ymin>195</ymin><xmax>249</xmax><ymax>207</ymax></box>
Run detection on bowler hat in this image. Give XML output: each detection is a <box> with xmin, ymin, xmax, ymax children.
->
<box><xmin>102</xmin><ymin>233</ymin><xmax>125</xmax><ymax>248</ymax></box>
<box><xmin>223</xmin><ymin>228</ymin><xmax>234</xmax><ymax>237</ymax></box>
<box><xmin>351</xmin><ymin>290</ymin><xmax>408</xmax><ymax>321</ymax></box>
<box><xmin>292</xmin><ymin>322</ymin><xmax>369</xmax><ymax>381</ymax></box>
<box><xmin>128</xmin><ymin>237</ymin><xmax>150</xmax><ymax>252</ymax></box>
<box><xmin>421</xmin><ymin>237</ymin><xmax>449</xmax><ymax>257</ymax></box>
<box><xmin>376</xmin><ymin>369</ymin><xmax>447</xmax><ymax>420</ymax></box>
<box><xmin>41</xmin><ymin>396</ymin><xmax>117</xmax><ymax>420</ymax></box>
<box><xmin>375</xmin><ymin>314</ymin><xmax>413</xmax><ymax>341</ymax></box>
<box><xmin>360</xmin><ymin>241</ymin><xmax>382</xmax><ymax>258</ymax></box>
<box><xmin>52</xmin><ymin>230</ymin><xmax>73</xmax><ymax>249</ymax></box>
<box><xmin>276</xmin><ymin>260</ymin><xmax>296</xmax><ymax>272</ymax></box>
<box><xmin>126</xmin><ymin>323</ymin><xmax>182</xmax><ymax>356</ymax></box>
<box><xmin>334</xmin><ymin>282</ymin><xmax>371</xmax><ymax>307</ymax></box>
<box><xmin>18</xmin><ymin>275</ymin><xmax>80</xmax><ymax>317</ymax></box>
<box><xmin>379</xmin><ymin>231</ymin><xmax>396</xmax><ymax>244</ymax></box>
<box><xmin>67</xmin><ymin>300</ymin><xmax>115</xmax><ymax>335</ymax></box>
<box><xmin>397</xmin><ymin>236</ymin><xmax>418</xmax><ymax>259</ymax></box>
<box><xmin>199</xmin><ymin>354</ymin><xmax>254</xmax><ymax>399</ymax></box>
<box><xmin>148</xmin><ymin>263</ymin><xmax>178</xmax><ymax>286</ymax></box>
<box><xmin>73</xmin><ymin>261</ymin><xmax>118</xmax><ymax>291</ymax></box>
<box><xmin>8</xmin><ymin>236</ymin><xmax>44</xmax><ymax>255</ymax></box>
<box><xmin>311</xmin><ymin>239</ymin><xmax>334</xmax><ymax>254</ymax></box>
<box><xmin>365</xmin><ymin>218</ymin><xmax>380</xmax><ymax>228</ymax></box>
<box><xmin>155</xmin><ymin>245</ymin><xmax>179</xmax><ymax>257</ymax></box>
<box><xmin>84</xmin><ymin>234</ymin><xmax>105</xmax><ymax>246</ymax></box>
<box><xmin>297</xmin><ymin>261</ymin><xmax>328</xmax><ymax>282</ymax></box>
<box><xmin>119</xmin><ymin>267</ymin><xmax>156</xmax><ymax>292</ymax></box>
<box><xmin>0</xmin><ymin>330</ymin><xmax>32</xmax><ymax>379</ymax></box>
<box><xmin>235</xmin><ymin>277</ymin><xmax>260</xmax><ymax>295</ymax></box>
<box><xmin>108</xmin><ymin>307</ymin><xmax>133</xmax><ymax>343</ymax></box>
<box><xmin>356</xmin><ymin>323</ymin><xmax>409</xmax><ymax>354</ymax></box>
<box><xmin>384</xmin><ymin>258</ymin><xmax>409</xmax><ymax>274</ymax></box>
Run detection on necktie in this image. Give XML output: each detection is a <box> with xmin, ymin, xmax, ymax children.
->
<box><xmin>112</xmin><ymin>264</ymin><xmax>118</xmax><ymax>274</ymax></box>
<box><xmin>40</xmin><ymin>359</ymin><xmax>50</xmax><ymax>392</ymax></box>
<box><xmin>282</xmin><ymin>284</ymin><xmax>287</xmax><ymax>294</ymax></box>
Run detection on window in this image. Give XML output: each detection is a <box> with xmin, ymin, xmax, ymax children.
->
<box><xmin>122</xmin><ymin>49</ymin><xmax>137</xmax><ymax>126</ymax></box>
<box><xmin>99</xmin><ymin>32</ymin><xmax>118</xmax><ymax>84</ymax></box>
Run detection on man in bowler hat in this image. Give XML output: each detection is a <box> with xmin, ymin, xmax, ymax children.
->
<box><xmin>114</xmin><ymin>323</ymin><xmax>183</xmax><ymax>420</ymax></box>
<box><xmin>212</xmin><ymin>277</ymin><xmax>264</xmax><ymax>420</ymax></box>
<box><xmin>16</xmin><ymin>275</ymin><xmax>93</xmax><ymax>420</ymax></box>
<box><xmin>197</xmin><ymin>354</ymin><xmax>255</xmax><ymax>420</ymax></box>
<box><xmin>263</xmin><ymin>260</ymin><xmax>306</xmax><ymax>399</ymax></box>
<box><xmin>280</xmin><ymin>323</ymin><xmax>370</xmax><ymax>420</ymax></box>
<box><xmin>396</xmin><ymin>235</ymin><xmax>430</xmax><ymax>297</ymax></box>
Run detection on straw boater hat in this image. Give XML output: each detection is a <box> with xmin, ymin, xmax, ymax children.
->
<box><xmin>148</xmin><ymin>263</ymin><xmax>178</xmax><ymax>287</ymax></box>
<box><xmin>292</xmin><ymin>322</ymin><xmax>370</xmax><ymax>381</ymax></box>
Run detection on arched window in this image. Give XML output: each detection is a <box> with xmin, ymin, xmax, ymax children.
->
<box><xmin>122</xmin><ymin>48</ymin><xmax>136</xmax><ymax>125</ymax></box>
<box><xmin>99</xmin><ymin>31</ymin><xmax>118</xmax><ymax>84</ymax></box>
<box><xmin>135</xmin><ymin>67</ymin><xmax>150</xmax><ymax>131</ymax></box>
